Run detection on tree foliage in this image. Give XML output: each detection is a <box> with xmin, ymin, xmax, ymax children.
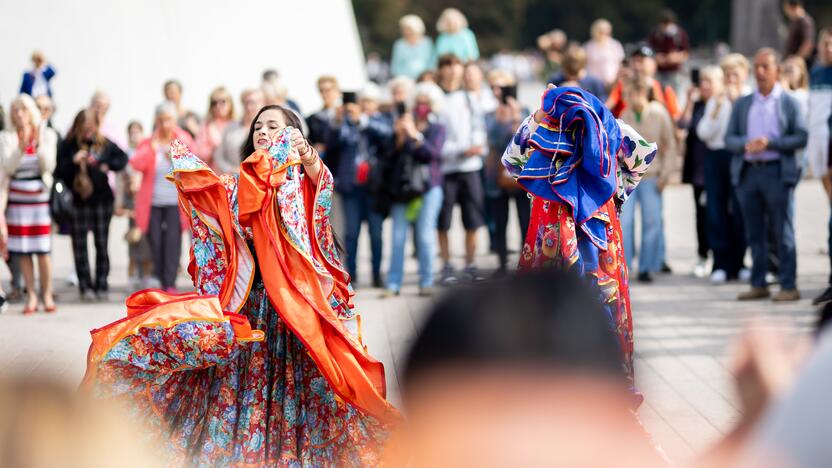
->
<box><xmin>353</xmin><ymin>0</ymin><xmax>832</xmax><ymax>58</ymax></box>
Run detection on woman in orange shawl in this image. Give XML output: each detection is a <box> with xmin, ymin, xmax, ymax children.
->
<box><xmin>82</xmin><ymin>105</ymin><xmax>397</xmax><ymax>466</ymax></box>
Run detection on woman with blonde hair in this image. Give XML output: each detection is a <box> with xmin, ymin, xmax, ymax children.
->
<box><xmin>720</xmin><ymin>53</ymin><xmax>752</xmax><ymax>102</ymax></box>
<box><xmin>195</xmin><ymin>86</ymin><xmax>234</xmax><ymax>166</ymax></box>
<box><xmin>696</xmin><ymin>65</ymin><xmax>748</xmax><ymax>284</ymax></box>
<box><xmin>584</xmin><ymin>18</ymin><xmax>625</xmax><ymax>88</ymax></box>
<box><xmin>781</xmin><ymin>55</ymin><xmax>810</xmax><ymax>120</ymax></box>
<box><xmin>55</xmin><ymin>109</ymin><xmax>128</xmax><ymax>301</ymax></box>
<box><xmin>0</xmin><ymin>94</ymin><xmax>58</xmax><ymax>314</ymax></box>
<box><xmin>391</xmin><ymin>14</ymin><xmax>435</xmax><ymax>80</ymax></box>
<box><xmin>434</xmin><ymin>8</ymin><xmax>479</xmax><ymax>63</ymax></box>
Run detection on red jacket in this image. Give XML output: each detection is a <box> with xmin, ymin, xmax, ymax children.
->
<box><xmin>130</xmin><ymin>128</ymin><xmax>194</xmax><ymax>233</ymax></box>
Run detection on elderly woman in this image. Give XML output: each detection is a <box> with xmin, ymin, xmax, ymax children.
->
<box><xmin>382</xmin><ymin>82</ymin><xmax>446</xmax><ymax>297</ymax></box>
<box><xmin>0</xmin><ymin>95</ymin><xmax>58</xmax><ymax>314</ymax></box>
<box><xmin>195</xmin><ymin>86</ymin><xmax>234</xmax><ymax>167</ymax></box>
<box><xmin>434</xmin><ymin>8</ymin><xmax>479</xmax><ymax>63</ymax></box>
<box><xmin>130</xmin><ymin>102</ymin><xmax>194</xmax><ymax>293</ymax></box>
<box><xmin>391</xmin><ymin>14</ymin><xmax>435</xmax><ymax>80</ymax></box>
<box><xmin>387</xmin><ymin>75</ymin><xmax>415</xmax><ymax>112</ymax></box>
<box><xmin>584</xmin><ymin>19</ymin><xmax>625</xmax><ymax>88</ymax></box>
<box><xmin>56</xmin><ymin>108</ymin><xmax>128</xmax><ymax>301</ymax></box>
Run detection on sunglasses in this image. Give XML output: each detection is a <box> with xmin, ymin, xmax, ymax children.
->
<box><xmin>211</xmin><ymin>98</ymin><xmax>228</xmax><ymax>106</ymax></box>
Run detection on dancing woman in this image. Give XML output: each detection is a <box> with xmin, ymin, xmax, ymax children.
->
<box><xmin>502</xmin><ymin>85</ymin><xmax>658</xmax><ymax>380</ymax></box>
<box><xmin>83</xmin><ymin>105</ymin><xmax>397</xmax><ymax>466</ymax></box>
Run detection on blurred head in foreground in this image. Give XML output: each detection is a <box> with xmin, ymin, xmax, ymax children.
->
<box><xmin>0</xmin><ymin>378</ymin><xmax>160</xmax><ymax>467</ymax></box>
<box><xmin>392</xmin><ymin>269</ymin><xmax>663</xmax><ymax>467</ymax></box>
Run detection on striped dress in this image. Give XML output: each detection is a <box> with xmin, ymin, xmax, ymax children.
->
<box><xmin>6</xmin><ymin>142</ymin><xmax>51</xmax><ymax>254</ymax></box>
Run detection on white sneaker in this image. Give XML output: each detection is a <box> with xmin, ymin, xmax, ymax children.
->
<box><xmin>66</xmin><ymin>272</ymin><xmax>79</xmax><ymax>287</ymax></box>
<box><xmin>143</xmin><ymin>277</ymin><xmax>161</xmax><ymax>290</ymax></box>
<box><xmin>127</xmin><ymin>275</ymin><xmax>143</xmax><ymax>292</ymax></box>
<box><xmin>693</xmin><ymin>259</ymin><xmax>708</xmax><ymax>278</ymax></box>
<box><xmin>739</xmin><ymin>268</ymin><xmax>752</xmax><ymax>282</ymax></box>
<box><xmin>710</xmin><ymin>269</ymin><xmax>728</xmax><ymax>284</ymax></box>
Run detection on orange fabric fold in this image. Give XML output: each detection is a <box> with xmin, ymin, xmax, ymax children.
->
<box><xmin>166</xmin><ymin>158</ymin><xmax>242</xmax><ymax>311</ymax></box>
<box><xmin>238</xmin><ymin>150</ymin><xmax>398</xmax><ymax>422</ymax></box>
<box><xmin>81</xmin><ymin>290</ymin><xmax>263</xmax><ymax>390</ymax></box>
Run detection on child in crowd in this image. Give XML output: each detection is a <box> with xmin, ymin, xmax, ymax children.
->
<box><xmin>115</xmin><ymin>121</ymin><xmax>154</xmax><ymax>291</ymax></box>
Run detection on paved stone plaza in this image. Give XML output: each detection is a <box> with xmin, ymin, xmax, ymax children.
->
<box><xmin>0</xmin><ymin>181</ymin><xmax>827</xmax><ymax>464</ymax></box>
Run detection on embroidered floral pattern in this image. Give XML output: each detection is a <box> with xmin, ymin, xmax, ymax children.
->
<box><xmin>86</xmin><ymin>135</ymin><xmax>389</xmax><ymax>466</ymax></box>
<box><xmin>502</xmin><ymin>114</ymin><xmax>654</xmax><ymax>382</ymax></box>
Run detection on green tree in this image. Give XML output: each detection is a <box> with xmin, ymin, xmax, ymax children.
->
<box><xmin>353</xmin><ymin>0</ymin><xmax>831</xmax><ymax>59</ymax></box>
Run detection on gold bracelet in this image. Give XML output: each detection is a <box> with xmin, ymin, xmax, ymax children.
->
<box><xmin>302</xmin><ymin>151</ymin><xmax>319</xmax><ymax>167</ymax></box>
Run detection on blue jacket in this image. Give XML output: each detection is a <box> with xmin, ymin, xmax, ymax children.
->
<box><xmin>328</xmin><ymin>113</ymin><xmax>393</xmax><ymax>195</ymax></box>
<box><xmin>20</xmin><ymin>65</ymin><xmax>56</xmax><ymax>97</ymax></box>
<box><xmin>724</xmin><ymin>91</ymin><xmax>808</xmax><ymax>186</ymax></box>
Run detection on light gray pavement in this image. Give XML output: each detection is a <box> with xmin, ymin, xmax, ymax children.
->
<box><xmin>0</xmin><ymin>180</ymin><xmax>827</xmax><ymax>464</ymax></box>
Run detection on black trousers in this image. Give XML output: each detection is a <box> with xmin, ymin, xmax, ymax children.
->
<box><xmin>492</xmin><ymin>190</ymin><xmax>532</xmax><ymax>268</ymax></box>
<box><xmin>692</xmin><ymin>185</ymin><xmax>709</xmax><ymax>260</ymax></box>
<box><xmin>70</xmin><ymin>204</ymin><xmax>113</xmax><ymax>292</ymax></box>
<box><xmin>149</xmin><ymin>206</ymin><xmax>183</xmax><ymax>289</ymax></box>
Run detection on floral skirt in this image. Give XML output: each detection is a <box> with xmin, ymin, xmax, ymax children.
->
<box><xmin>87</xmin><ymin>284</ymin><xmax>389</xmax><ymax>467</ymax></box>
<box><xmin>518</xmin><ymin>196</ymin><xmax>634</xmax><ymax>378</ymax></box>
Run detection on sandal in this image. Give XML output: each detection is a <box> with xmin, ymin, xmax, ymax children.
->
<box><xmin>43</xmin><ymin>294</ymin><xmax>57</xmax><ymax>313</ymax></box>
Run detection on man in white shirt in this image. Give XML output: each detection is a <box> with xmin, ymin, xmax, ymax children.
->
<box><xmin>438</xmin><ymin>64</ymin><xmax>489</xmax><ymax>284</ymax></box>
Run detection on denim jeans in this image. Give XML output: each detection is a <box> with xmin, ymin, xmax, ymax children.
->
<box><xmin>621</xmin><ymin>178</ymin><xmax>664</xmax><ymax>274</ymax></box>
<box><xmin>386</xmin><ymin>186</ymin><xmax>443</xmax><ymax>291</ymax></box>
<box><xmin>341</xmin><ymin>187</ymin><xmax>384</xmax><ymax>282</ymax></box>
<box><xmin>735</xmin><ymin>163</ymin><xmax>796</xmax><ymax>290</ymax></box>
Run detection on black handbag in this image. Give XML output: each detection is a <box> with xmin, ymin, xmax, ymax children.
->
<box><xmin>49</xmin><ymin>180</ymin><xmax>74</xmax><ymax>225</ymax></box>
<box><xmin>395</xmin><ymin>152</ymin><xmax>428</xmax><ymax>202</ymax></box>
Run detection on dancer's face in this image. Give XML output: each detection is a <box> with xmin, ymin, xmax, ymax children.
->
<box><xmin>252</xmin><ymin>109</ymin><xmax>287</xmax><ymax>151</ymax></box>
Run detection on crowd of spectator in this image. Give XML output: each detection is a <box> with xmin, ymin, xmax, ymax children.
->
<box><xmin>1</xmin><ymin>1</ymin><xmax>832</xmax><ymax>314</ymax></box>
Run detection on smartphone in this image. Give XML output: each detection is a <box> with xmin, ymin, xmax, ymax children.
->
<box><xmin>342</xmin><ymin>91</ymin><xmax>358</xmax><ymax>104</ymax></box>
<box><xmin>690</xmin><ymin>68</ymin><xmax>700</xmax><ymax>87</ymax></box>
<box><xmin>500</xmin><ymin>85</ymin><xmax>517</xmax><ymax>104</ymax></box>
<box><xmin>395</xmin><ymin>102</ymin><xmax>407</xmax><ymax>116</ymax></box>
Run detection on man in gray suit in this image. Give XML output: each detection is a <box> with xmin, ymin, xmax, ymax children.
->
<box><xmin>725</xmin><ymin>48</ymin><xmax>808</xmax><ymax>302</ymax></box>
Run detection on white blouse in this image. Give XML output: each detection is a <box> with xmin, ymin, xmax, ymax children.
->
<box><xmin>696</xmin><ymin>96</ymin><xmax>732</xmax><ymax>151</ymax></box>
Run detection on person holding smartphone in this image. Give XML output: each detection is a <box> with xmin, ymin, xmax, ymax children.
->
<box><xmin>485</xmin><ymin>70</ymin><xmax>530</xmax><ymax>276</ymax></box>
<box><xmin>55</xmin><ymin>108</ymin><xmax>128</xmax><ymax>301</ymax></box>
<box><xmin>678</xmin><ymin>67</ymin><xmax>712</xmax><ymax>279</ymax></box>
<box><xmin>382</xmin><ymin>82</ymin><xmax>446</xmax><ymax>297</ymax></box>
<box><xmin>327</xmin><ymin>84</ymin><xmax>394</xmax><ymax>287</ymax></box>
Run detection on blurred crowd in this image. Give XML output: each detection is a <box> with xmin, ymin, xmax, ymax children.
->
<box><xmin>1</xmin><ymin>1</ymin><xmax>832</xmax><ymax>317</ymax></box>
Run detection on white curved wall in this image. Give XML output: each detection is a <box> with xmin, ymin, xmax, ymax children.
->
<box><xmin>0</xmin><ymin>0</ymin><xmax>367</xmax><ymax>135</ymax></box>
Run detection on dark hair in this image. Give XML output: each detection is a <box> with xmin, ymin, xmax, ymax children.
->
<box><xmin>402</xmin><ymin>269</ymin><xmax>626</xmax><ymax>391</ymax></box>
<box><xmin>262</xmin><ymin>69</ymin><xmax>279</xmax><ymax>81</ymax></box>
<box><xmin>785</xmin><ymin>0</ymin><xmax>803</xmax><ymax>6</ymax></box>
<box><xmin>660</xmin><ymin>9</ymin><xmax>677</xmax><ymax>23</ymax></box>
<box><xmin>239</xmin><ymin>105</ymin><xmax>303</xmax><ymax>161</ymax></box>
<box><xmin>437</xmin><ymin>53</ymin><xmax>462</xmax><ymax>68</ymax></box>
<box><xmin>126</xmin><ymin>120</ymin><xmax>143</xmax><ymax>132</ymax></box>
